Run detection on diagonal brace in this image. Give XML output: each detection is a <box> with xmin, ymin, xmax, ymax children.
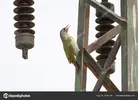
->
<box><xmin>88</xmin><ymin>25</ymin><xmax>121</xmax><ymax>53</ymax></box>
<box><xmin>93</xmin><ymin>34</ymin><xmax>121</xmax><ymax>91</ymax></box>
<box><xmin>83</xmin><ymin>48</ymin><xmax>119</xmax><ymax>91</ymax></box>
<box><xmin>85</xmin><ymin>0</ymin><xmax>127</xmax><ymax>25</ymax></box>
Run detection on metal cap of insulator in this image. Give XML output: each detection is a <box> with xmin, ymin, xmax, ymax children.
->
<box><xmin>13</xmin><ymin>0</ymin><xmax>35</xmax><ymax>59</ymax></box>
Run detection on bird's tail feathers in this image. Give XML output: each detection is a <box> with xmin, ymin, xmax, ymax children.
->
<box><xmin>73</xmin><ymin>61</ymin><xmax>80</xmax><ymax>71</ymax></box>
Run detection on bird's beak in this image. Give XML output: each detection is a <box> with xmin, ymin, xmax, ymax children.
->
<box><xmin>65</xmin><ymin>24</ymin><xmax>70</xmax><ymax>32</ymax></box>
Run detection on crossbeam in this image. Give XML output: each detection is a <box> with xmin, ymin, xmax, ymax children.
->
<box><xmin>85</xmin><ymin>0</ymin><xmax>126</xmax><ymax>25</ymax></box>
<box><xmin>88</xmin><ymin>25</ymin><xmax>121</xmax><ymax>53</ymax></box>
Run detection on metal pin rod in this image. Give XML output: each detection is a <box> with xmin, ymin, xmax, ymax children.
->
<box><xmin>22</xmin><ymin>48</ymin><xmax>28</xmax><ymax>59</ymax></box>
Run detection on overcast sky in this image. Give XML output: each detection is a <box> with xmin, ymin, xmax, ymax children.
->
<box><xmin>0</xmin><ymin>0</ymin><xmax>121</xmax><ymax>91</ymax></box>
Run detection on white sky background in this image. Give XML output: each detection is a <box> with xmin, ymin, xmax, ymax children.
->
<box><xmin>0</xmin><ymin>0</ymin><xmax>121</xmax><ymax>91</ymax></box>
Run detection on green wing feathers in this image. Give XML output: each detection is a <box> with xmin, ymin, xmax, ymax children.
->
<box><xmin>63</xmin><ymin>37</ymin><xmax>76</xmax><ymax>64</ymax></box>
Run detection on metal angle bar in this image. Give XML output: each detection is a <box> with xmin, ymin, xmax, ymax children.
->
<box><xmin>121</xmin><ymin>0</ymin><xmax>128</xmax><ymax>92</ymax></box>
<box><xmin>121</xmin><ymin>0</ymin><xmax>138</xmax><ymax>91</ymax></box>
<box><xmin>88</xmin><ymin>25</ymin><xmax>121</xmax><ymax>53</ymax></box>
<box><xmin>93</xmin><ymin>34</ymin><xmax>121</xmax><ymax>91</ymax></box>
<box><xmin>75</xmin><ymin>0</ymin><xmax>85</xmax><ymax>91</ymax></box>
<box><xmin>121</xmin><ymin>0</ymin><xmax>128</xmax><ymax>91</ymax></box>
<box><xmin>75</xmin><ymin>0</ymin><xmax>90</xmax><ymax>91</ymax></box>
<box><xmin>81</xmin><ymin>3</ymin><xmax>90</xmax><ymax>91</ymax></box>
<box><xmin>85</xmin><ymin>0</ymin><xmax>127</xmax><ymax>25</ymax></box>
<box><xmin>83</xmin><ymin>48</ymin><xmax>119</xmax><ymax>91</ymax></box>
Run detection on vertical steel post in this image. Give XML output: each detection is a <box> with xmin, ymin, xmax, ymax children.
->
<box><xmin>121</xmin><ymin>0</ymin><xmax>128</xmax><ymax>91</ymax></box>
<box><xmin>75</xmin><ymin>0</ymin><xmax>90</xmax><ymax>91</ymax></box>
<box><xmin>121</xmin><ymin>0</ymin><xmax>138</xmax><ymax>91</ymax></box>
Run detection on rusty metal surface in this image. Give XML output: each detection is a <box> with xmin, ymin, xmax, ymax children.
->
<box><xmin>85</xmin><ymin>0</ymin><xmax>126</xmax><ymax>25</ymax></box>
<box><xmin>83</xmin><ymin>48</ymin><xmax>119</xmax><ymax>92</ymax></box>
<box><xmin>88</xmin><ymin>25</ymin><xmax>121</xmax><ymax>53</ymax></box>
<box><xmin>75</xmin><ymin>0</ymin><xmax>90</xmax><ymax>91</ymax></box>
<box><xmin>93</xmin><ymin>34</ymin><xmax>121</xmax><ymax>91</ymax></box>
<box><xmin>121</xmin><ymin>0</ymin><xmax>138</xmax><ymax>91</ymax></box>
<box><xmin>121</xmin><ymin>0</ymin><xmax>128</xmax><ymax>91</ymax></box>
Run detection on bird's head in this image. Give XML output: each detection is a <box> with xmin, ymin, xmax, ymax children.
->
<box><xmin>60</xmin><ymin>24</ymin><xmax>70</xmax><ymax>41</ymax></box>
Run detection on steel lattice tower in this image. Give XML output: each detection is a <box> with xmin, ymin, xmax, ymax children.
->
<box><xmin>75</xmin><ymin>0</ymin><xmax>138</xmax><ymax>91</ymax></box>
